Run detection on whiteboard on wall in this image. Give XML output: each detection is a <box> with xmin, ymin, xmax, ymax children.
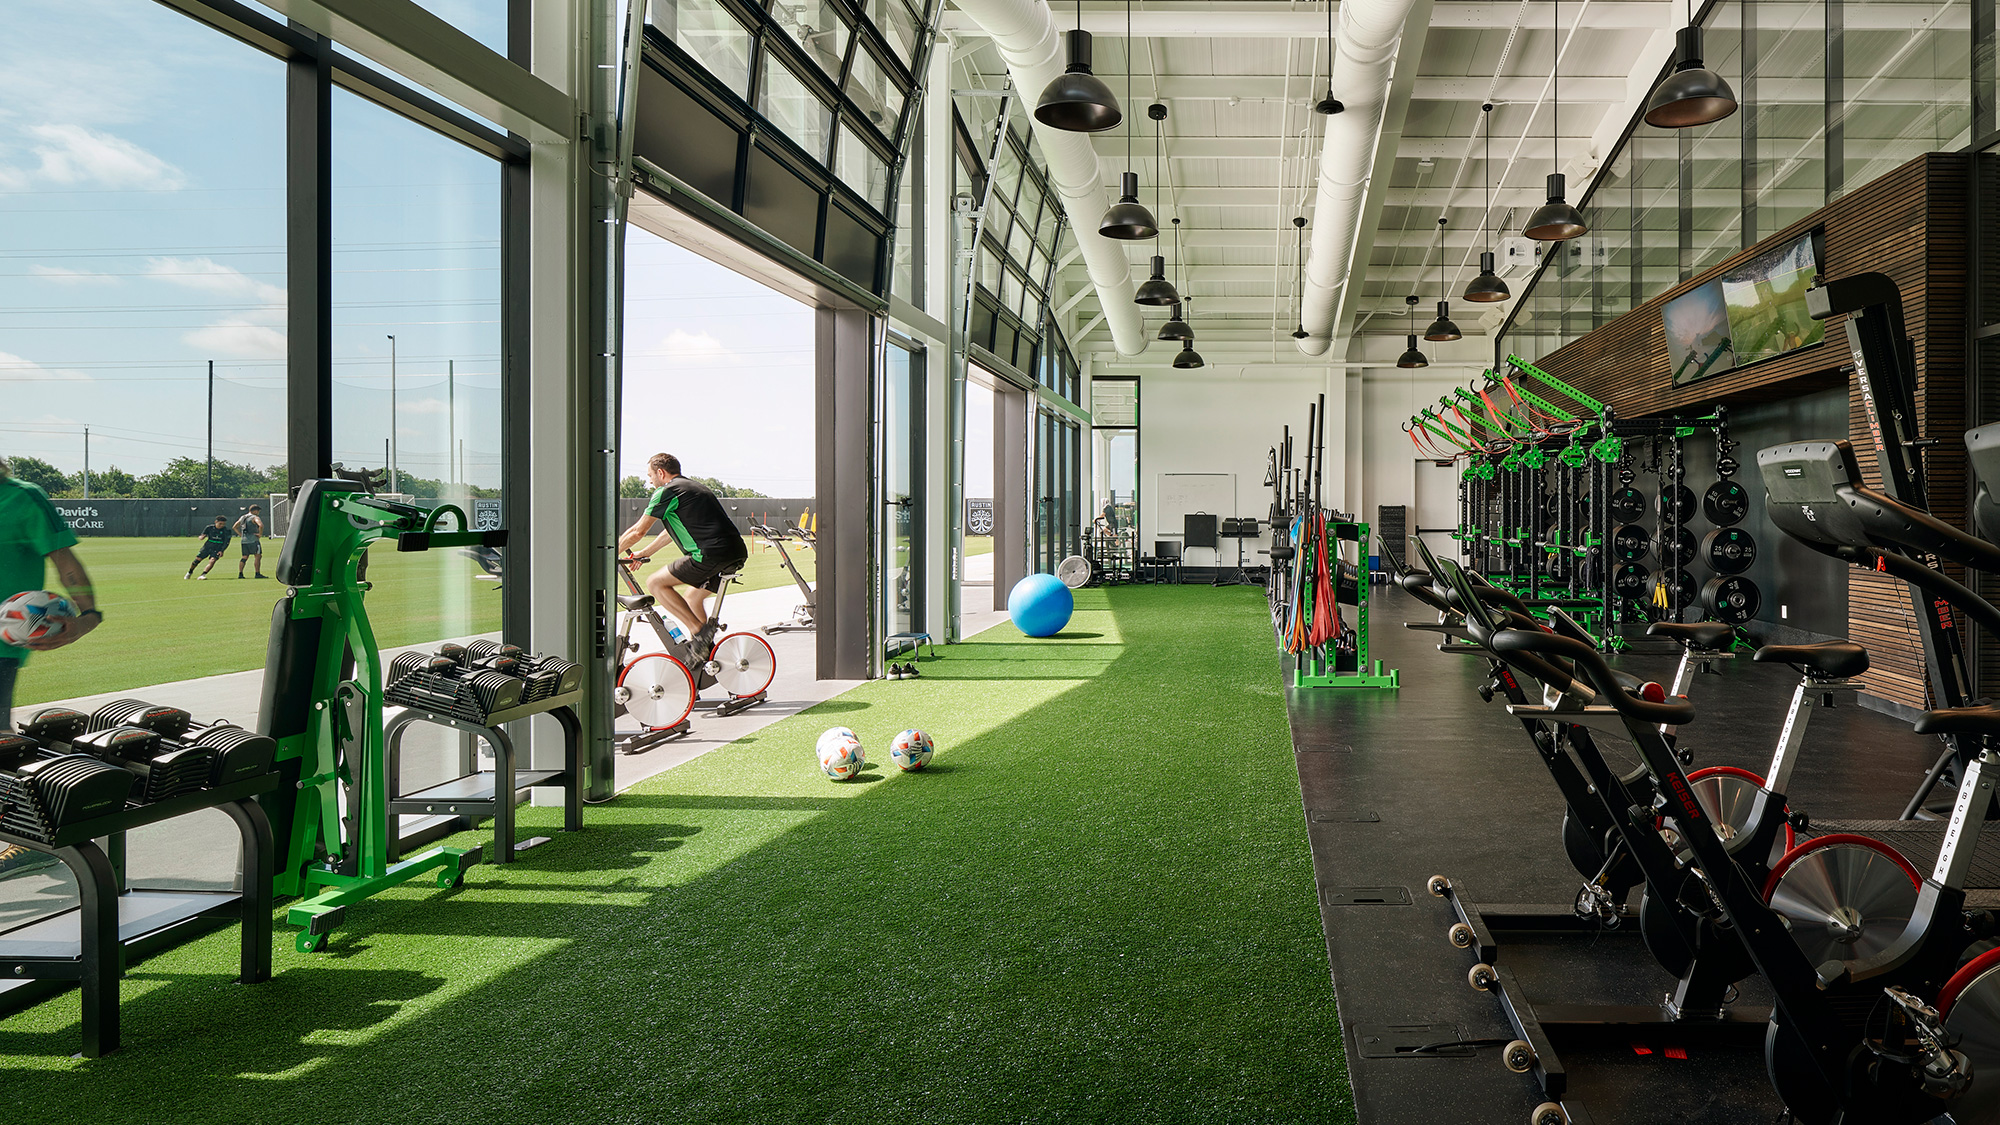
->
<box><xmin>1154</xmin><ymin>473</ymin><xmax>1234</xmax><ymax>561</ymax></box>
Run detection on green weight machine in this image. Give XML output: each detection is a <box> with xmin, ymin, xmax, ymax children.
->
<box><xmin>257</xmin><ymin>477</ymin><xmax>507</xmax><ymax>951</ymax></box>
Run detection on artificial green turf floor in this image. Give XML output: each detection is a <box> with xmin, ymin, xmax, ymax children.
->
<box><xmin>1</xmin><ymin>585</ymin><xmax>1349</xmax><ymax>1125</ymax></box>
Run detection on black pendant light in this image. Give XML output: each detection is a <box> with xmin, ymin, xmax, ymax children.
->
<box><xmin>1172</xmin><ymin>337</ymin><xmax>1205</xmax><ymax>369</ymax></box>
<box><xmin>1464</xmin><ymin>103</ymin><xmax>1511</xmax><ymax>303</ymax></box>
<box><xmin>1396</xmin><ymin>295</ymin><xmax>1429</xmax><ymax>369</ymax></box>
<box><xmin>1099</xmin><ymin>0</ymin><xmax>1157</xmax><ymax>239</ymax></box>
<box><xmin>1312</xmin><ymin>0</ymin><xmax>1343</xmax><ymax>115</ymax></box>
<box><xmin>1523</xmin><ymin>0</ymin><xmax>1588</xmax><ymax>242</ymax></box>
<box><xmin>1290</xmin><ymin>216</ymin><xmax>1310</xmax><ymax>339</ymax></box>
<box><xmin>1134</xmin><ymin>104</ymin><xmax>1180</xmax><ymax>304</ymax></box>
<box><xmin>1424</xmin><ymin>217</ymin><xmax>1463</xmax><ymax>341</ymax></box>
<box><xmin>1036</xmin><ymin>0</ymin><xmax>1121</xmax><ymax>132</ymax></box>
<box><xmin>1644</xmin><ymin>0</ymin><xmax>1738</xmax><ymax>128</ymax></box>
<box><xmin>1159</xmin><ymin>219</ymin><xmax>1193</xmax><ymax>339</ymax></box>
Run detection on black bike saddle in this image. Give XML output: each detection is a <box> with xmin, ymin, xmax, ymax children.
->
<box><xmin>1647</xmin><ymin>621</ymin><xmax>1737</xmax><ymax>651</ymax></box>
<box><xmin>1751</xmin><ymin>641</ymin><xmax>1868</xmax><ymax>679</ymax></box>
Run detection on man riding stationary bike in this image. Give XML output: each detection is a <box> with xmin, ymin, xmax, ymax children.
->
<box><xmin>618</xmin><ymin>452</ymin><xmax>749</xmax><ymax>660</ymax></box>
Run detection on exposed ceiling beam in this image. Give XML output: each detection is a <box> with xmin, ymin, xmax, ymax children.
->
<box><xmin>1129</xmin><ymin>185</ymin><xmax>1823</xmax><ymax>208</ymax></box>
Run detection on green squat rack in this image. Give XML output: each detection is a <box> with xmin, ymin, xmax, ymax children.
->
<box><xmin>256</xmin><ymin>477</ymin><xmax>507</xmax><ymax>952</ymax></box>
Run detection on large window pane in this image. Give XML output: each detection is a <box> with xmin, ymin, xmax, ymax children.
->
<box><xmin>0</xmin><ymin>2</ymin><xmax>284</xmax><ymax>911</ymax></box>
<box><xmin>772</xmin><ymin>0</ymin><xmax>851</xmax><ymax>79</ymax></box>
<box><xmin>844</xmin><ymin>46</ymin><xmax>906</xmax><ymax>135</ymax></box>
<box><xmin>834</xmin><ymin>125</ymin><xmax>892</xmax><ymax>211</ymax></box>
<box><xmin>1750</xmin><ymin>0</ymin><xmax>1824</xmax><ymax>236</ymax></box>
<box><xmin>864</xmin><ymin>0</ymin><xmax>920</xmax><ymax>65</ymax></box>
<box><xmin>1841</xmin><ymin>0</ymin><xmax>1971</xmax><ymax>195</ymax></box>
<box><xmin>653</xmin><ymin>0</ymin><xmax>757</xmax><ymax>100</ymax></box>
<box><xmin>410</xmin><ymin>1</ymin><xmax>509</xmax><ymax>54</ymax></box>
<box><xmin>1687</xmin><ymin>1</ymin><xmax>1743</xmax><ymax>275</ymax></box>
<box><xmin>330</xmin><ymin>92</ymin><xmax>504</xmax><ymax>791</ymax></box>
<box><xmin>758</xmin><ymin>54</ymin><xmax>835</xmax><ymax>159</ymax></box>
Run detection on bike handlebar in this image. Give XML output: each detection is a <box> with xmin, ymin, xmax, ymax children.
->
<box><xmin>1490</xmin><ymin>628</ymin><xmax>1695</xmax><ymax>726</ymax></box>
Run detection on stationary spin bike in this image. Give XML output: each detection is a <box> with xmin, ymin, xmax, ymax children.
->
<box><xmin>749</xmin><ymin>522</ymin><xmax>816</xmax><ymax>634</ymax></box>
<box><xmin>611</xmin><ymin>554</ymin><xmax>776</xmax><ymax>751</ymax></box>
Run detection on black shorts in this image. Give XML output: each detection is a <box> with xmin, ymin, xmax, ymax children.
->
<box><xmin>197</xmin><ymin>545</ymin><xmax>226</xmax><ymax>560</ymax></box>
<box><xmin>241</xmin><ymin>538</ymin><xmax>262</xmax><ymax>556</ymax></box>
<box><xmin>668</xmin><ymin>554</ymin><xmax>744</xmax><ymax>593</ymax></box>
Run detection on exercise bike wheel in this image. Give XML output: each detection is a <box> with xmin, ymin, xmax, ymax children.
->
<box><xmin>710</xmin><ymin>632</ymin><xmax>776</xmax><ymax>698</ymax></box>
<box><xmin>1940</xmin><ymin>947</ymin><xmax>2000</xmax><ymax>1121</ymax></box>
<box><xmin>1654</xmin><ymin>766</ymin><xmax>1795</xmax><ymax>867</ymax></box>
<box><xmin>617</xmin><ymin>652</ymin><xmax>695</xmax><ymax>730</ymax></box>
<box><xmin>1762</xmin><ymin>834</ymin><xmax>1922</xmax><ymax>969</ymax></box>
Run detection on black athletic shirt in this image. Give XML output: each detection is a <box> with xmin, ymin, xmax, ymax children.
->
<box><xmin>645</xmin><ymin>477</ymin><xmax>747</xmax><ymax>564</ymax></box>
<box><xmin>201</xmin><ymin>525</ymin><xmax>232</xmax><ymax>549</ymax></box>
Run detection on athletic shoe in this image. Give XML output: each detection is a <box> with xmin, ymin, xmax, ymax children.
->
<box><xmin>904</xmin><ymin>664</ymin><xmax>921</xmax><ymax>680</ymax></box>
<box><xmin>196</xmin><ymin>574</ymin><xmax>208</xmax><ymax>580</ymax></box>
<box><xmin>0</xmin><ymin>844</ymin><xmax>58</xmax><ymax>876</ymax></box>
<box><xmin>887</xmin><ymin>664</ymin><xmax>903</xmax><ymax>680</ymax></box>
<box><xmin>689</xmin><ymin>623</ymin><xmax>718</xmax><ymax>655</ymax></box>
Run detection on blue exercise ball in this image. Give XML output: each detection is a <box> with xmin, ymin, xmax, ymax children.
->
<box><xmin>1008</xmin><ymin>573</ymin><xmax>1074</xmax><ymax>637</ymax></box>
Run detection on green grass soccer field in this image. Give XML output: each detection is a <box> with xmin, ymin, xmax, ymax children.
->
<box><xmin>14</xmin><ymin>534</ymin><xmax>992</xmax><ymax>705</ymax></box>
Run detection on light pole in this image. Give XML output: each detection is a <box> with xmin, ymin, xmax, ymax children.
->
<box><xmin>387</xmin><ymin>334</ymin><xmax>399</xmax><ymax>494</ymax></box>
<box><xmin>447</xmin><ymin>358</ymin><xmax>456</xmax><ymax>495</ymax></box>
<box><xmin>205</xmin><ymin>359</ymin><xmax>215</xmax><ymax>498</ymax></box>
<box><xmin>82</xmin><ymin>427</ymin><xmax>90</xmax><ymax>499</ymax></box>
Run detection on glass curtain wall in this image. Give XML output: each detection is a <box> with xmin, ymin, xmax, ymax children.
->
<box><xmin>882</xmin><ymin>337</ymin><xmax>923</xmax><ymax>642</ymax></box>
<box><xmin>0</xmin><ymin>0</ymin><xmax>521</xmax><ymax>910</ymax></box>
<box><xmin>1497</xmin><ymin>0</ymin><xmax>1976</xmax><ymax>360</ymax></box>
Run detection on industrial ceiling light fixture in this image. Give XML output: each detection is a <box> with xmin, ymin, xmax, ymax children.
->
<box><xmin>1172</xmin><ymin>338</ymin><xmax>1206</xmax><ymax>368</ymax></box>
<box><xmin>1098</xmin><ymin>0</ymin><xmax>1157</xmax><ymax>239</ymax></box>
<box><xmin>1523</xmin><ymin>0</ymin><xmax>1588</xmax><ymax>241</ymax></box>
<box><xmin>1312</xmin><ymin>0</ymin><xmax>1343</xmax><ymax>115</ymax></box>
<box><xmin>1396</xmin><ymin>295</ymin><xmax>1429</xmax><ymax>369</ymax></box>
<box><xmin>1645</xmin><ymin>0</ymin><xmax>1738</xmax><ymax>127</ymax></box>
<box><xmin>1159</xmin><ymin>218</ymin><xmax>1194</xmax><ymax>339</ymax></box>
<box><xmin>1290</xmin><ymin>216</ymin><xmax>1311</xmax><ymax>340</ymax></box>
<box><xmin>1425</xmin><ymin>217</ymin><xmax>1463</xmax><ymax>341</ymax></box>
<box><xmin>1464</xmin><ymin>103</ymin><xmax>1511</xmax><ymax>303</ymax></box>
<box><xmin>1134</xmin><ymin>103</ymin><xmax>1180</xmax><ymax>303</ymax></box>
<box><xmin>1035</xmin><ymin>0</ymin><xmax>1121</xmax><ymax>132</ymax></box>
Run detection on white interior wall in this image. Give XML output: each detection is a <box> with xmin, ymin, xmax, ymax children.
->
<box><xmin>1127</xmin><ymin>367</ymin><xmax>1330</xmax><ymax>552</ymax></box>
<box><xmin>1348</xmin><ymin>335</ymin><xmax>1491</xmax><ymax>559</ymax></box>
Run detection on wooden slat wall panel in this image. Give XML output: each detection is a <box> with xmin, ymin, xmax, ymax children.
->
<box><xmin>1524</xmin><ymin>153</ymin><xmax>1970</xmax><ymax>711</ymax></box>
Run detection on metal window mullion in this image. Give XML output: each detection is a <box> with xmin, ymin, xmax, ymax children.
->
<box><xmin>1827</xmin><ymin>0</ymin><xmax>1845</xmax><ymax>200</ymax></box>
<box><xmin>1678</xmin><ymin>127</ymin><xmax>1694</xmax><ymax>280</ymax></box>
<box><xmin>1741</xmin><ymin>0</ymin><xmax>1758</xmax><ymax>247</ymax></box>
<box><xmin>1977</xmin><ymin>0</ymin><xmax>1997</xmax><ymax>140</ymax></box>
<box><xmin>287</xmin><ymin>39</ymin><xmax>333</xmax><ymax>491</ymax></box>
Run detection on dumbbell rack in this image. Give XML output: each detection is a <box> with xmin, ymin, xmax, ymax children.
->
<box><xmin>383</xmin><ymin>644</ymin><xmax>584</xmax><ymax>865</ymax></box>
<box><xmin>0</xmin><ymin>772</ymin><xmax>277</xmax><ymax>1057</ymax></box>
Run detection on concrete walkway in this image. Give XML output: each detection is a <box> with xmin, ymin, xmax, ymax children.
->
<box><xmin>0</xmin><ymin>578</ymin><xmax>1009</xmax><ymax>932</ymax></box>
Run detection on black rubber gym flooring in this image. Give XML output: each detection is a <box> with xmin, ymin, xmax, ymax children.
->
<box><xmin>1288</xmin><ymin>586</ymin><xmax>1948</xmax><ymax>1125</ymax></box>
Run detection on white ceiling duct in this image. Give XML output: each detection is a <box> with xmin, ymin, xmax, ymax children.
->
<box><xmin>950</xmin><ymin>0</ymin><xmax>1148</xmax><ymax>357</ymax></box>
<box><xmin>1296</xmin><ymin>0</ymin><xmax>1422</xmax><ymax>356</ymax></box>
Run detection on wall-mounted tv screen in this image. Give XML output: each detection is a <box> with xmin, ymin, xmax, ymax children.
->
<box><xmin>1664</xmin><ymin>280</ymin><xmax>1735</xmax><ymax>386</ymax></box>
<box><xmin>1667</xmin><ymin>231</ymin><xmax>1823</xmax><ymax>386</ymax></box>
<box><xmin>1719</xmin><ymin>233</ymin><xmax>1824</xmax><ymax>366</ymax></box>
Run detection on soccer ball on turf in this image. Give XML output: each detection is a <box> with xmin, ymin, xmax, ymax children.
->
<box><xmin>817</xmin><ymin>735</ymin><xmax>865</xmax><ymax>780</ymax></box>
<box><xmin>889</xmin><ymin>729</ymin><xmax>935</xmax><ymax>772</ymax></box>
<box><xmin>0</xmin><ymin>591</ymin><xmax>73</xmax><ymax>648</ymax></box>
<box><xmin>815</xmin><ymin>727</ymin><xmax>858</xmax><ymax>756</ymax></box>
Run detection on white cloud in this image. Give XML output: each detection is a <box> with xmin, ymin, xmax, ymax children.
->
<box><xmin>397</xmin><ymin>398</ymin><xmax>450</xmax><ymax>416</ymax></box>
<box><xmin>653</xmin><ymin>329</ymin><xmax>739</xmax><ymax>364</ymax></box>
<box><xmin>0</xmin><ymin>124</ymin><xmax>185</xmax><ymax>191</ymax></box>
<box><xmin>28</xmin><ymin>264</ymin><xmax>117</xmax><ymax>286</ymax></box>
<box><xmin>145</xmin><ymin>257</ymin><xmax>285</xmax><ymax>305</ymax></box>
<box><xmin>0</xmin><ymin>350</ymin><xmax>91</xmax><ymax>383</ymax></box>
<box><xmin>185</xmin><ymin>321</ymin><xmax>287</xmax><ymax>359</ymax></box>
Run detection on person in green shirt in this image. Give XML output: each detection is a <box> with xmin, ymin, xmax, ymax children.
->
<box><xmin>616</xmin><ymin>453</ymin><xmax>748</xmax><ymax>654</ymax></box>
<box><xmin>0</xmin><ymin>456</ymin><xmax>102</xmax><ymax>873</ymax></box>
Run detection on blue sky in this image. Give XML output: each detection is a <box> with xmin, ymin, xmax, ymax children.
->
<box><xmin>2</xmin><ymin>1</ymin><xmax>812</xmax><ymax>498</ymax></box>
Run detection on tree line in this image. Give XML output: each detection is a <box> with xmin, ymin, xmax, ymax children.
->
<box><xmin>618</xmin><ymin>474</ymin><xmax>768</xmax><ymax>498</ymax></box>
<box><xmin>4</xmin><ymin>455</ymin><xmax>499</xmax><ymax>499</ymax></box>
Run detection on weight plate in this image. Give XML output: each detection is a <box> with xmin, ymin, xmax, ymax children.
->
<box><xmin>1613</xmin><ymin>525</ymin><xmax>1650</xmax><ymax>562</ymax></box>
<box><xmin>1660</xmin><ymin>568</ymin><xmax>1699</xmax><ymax>608</ymax></box>
<box><xmin>1702</xmin><ymin>527</ymin><xmax>1758</xmax><ymax>575</ymax></box>
<box><xmin>1716</xmin><ymin>457</ymin><xmax>1740</xmax><ymax>478</ymax></box>
<box><xmin>1704</xmin><ymin>480</ymin><xmax>1750</xmax><ymax>526</ymax></box>
<box><xmin>1618</xmin><ymin>468</ymin><xmax>1636</xmax><ymax>486</ymax></box>
<box><xmin>1657</xmin><ymin>526</ymin><xmax>1699</xmax><ymax>570</ymax></box>
<box><xmin>1614</xmin><ymin>563</ymin><xmax>1652</xmax><ymax>600</ymax></box>
<box><xmin>1703</xmin><ymin>576</ymin><xmax>1761</xmax><ymax>624</ymax></box>
<box><xmin>1658</xmin><ymin>484</ymin><xmax>1698</xmax><ymax>525</ymax></box>
<box><xmin>1542</xmin><ymin>552</ymin><xmax>1571</xmax><ymax>583</ymax></box>
<box><xmin>1609</xmin><ymin>487</ymin><xmax>1648</xmax><ymax>523</ymax></box>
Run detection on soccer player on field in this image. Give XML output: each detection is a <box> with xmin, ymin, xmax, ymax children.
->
<box><xmin>186</xmin><ymin>516</ymin><xmax>233</xmax><ymax>580</ymax></box>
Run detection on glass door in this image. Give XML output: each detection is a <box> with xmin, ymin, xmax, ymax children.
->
<box><xmin>882</xmin><ymin>338</ymin><xmax>924</xmax><ymax>643</ymax></box>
